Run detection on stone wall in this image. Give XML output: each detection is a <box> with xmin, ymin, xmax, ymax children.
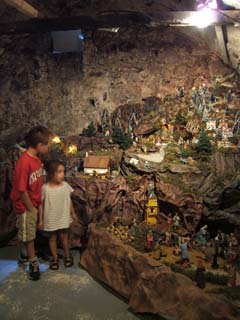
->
<box><xmin>0</xmin><ymin>26</ymin><xmax>231</xmax><ymax>144</ymax></box>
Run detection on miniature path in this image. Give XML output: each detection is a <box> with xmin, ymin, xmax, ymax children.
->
<box><xmin>136</xmin><ymin>149</ymin><xmax>166</xmax><ymax>163</ymax></box>
<box><xmin>0</xmin><ymin>247</ymin><xmax>157</xmax><ymax>320</ymax></box>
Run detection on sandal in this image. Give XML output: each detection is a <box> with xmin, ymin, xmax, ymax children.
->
<box><xmin>50</xmin><ymin>258</ymin><xmax>59</xmax><ymax>270</ymax></box>
<box><xmin>64</xmin><ymin>254</ymin><xmax>74</xmax><ymax>268</ymax></box>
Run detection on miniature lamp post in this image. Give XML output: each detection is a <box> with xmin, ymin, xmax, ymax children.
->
<box><xmin>52</xmin><ymin>136</ymin><xmax>61</xmax><ymax>144</ymax></box>
<box><xmin>51</xmin><ymin>135</ymin><xmax>63</xmax><ymax>152</ymax></box>
<box><xmin>65</xmin><ymin>144</ymin><xmax>78</xmax><ymax>156</ymax></box>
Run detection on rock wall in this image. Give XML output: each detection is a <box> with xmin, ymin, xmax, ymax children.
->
<box><xmin>0</xmin><ymin>26</ymin><xmax>231</xmax><ymax>143</ymax></box>
<box><xmin>81</xmin><ymin>224</ymin><xmax>240</xmax><ymax>320</ymax></box>
<box><xmin>0</xmin><ymin>160</ymin><xmax>16</xmax><ymax>246</ymax></box>
<box><xmin>122</xmin><ymin>151</ymin><xmax>240</xmax><ymax>228</ymax></box>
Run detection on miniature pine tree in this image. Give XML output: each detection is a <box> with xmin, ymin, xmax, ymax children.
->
<box><xmin>121</xmin><ymin>131</ymin><xmax>132</xmax><ymax>150</ymax></box>
<box><xmin>174</xmin><ymin>112</ymin><xmax>187</xmax><ymax>125</ymax></box>
<box><xmin>196</xmin><ymin>130</ymin><xmax>213</xmax><ymax>154</ymax></box>
<box><xmin>82</xmin><ymin>121</ymin><xmax>96</xmax><ymax>137</ymax></box>
<box><xmin>112</xmin><ymin>126</ymin><xmax>122</xmax><ymax>144</ymax></box>
<box><xmin>112</xmin><ymin>126</ymin><xmax>132</xmax><ymax>150</ymax></box>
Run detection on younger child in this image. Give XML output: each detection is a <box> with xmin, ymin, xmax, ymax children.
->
<box><xmin>39</xmin><ymin>160</ymin><xmax>78</xmax><ymax>270</ymax></box>
<box><xmin>11</xmin><ymin>125</ymin><xmax>52</xmax><ymax>280</ymax></box>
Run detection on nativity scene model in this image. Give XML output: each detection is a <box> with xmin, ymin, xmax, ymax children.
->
<box><xmin>0</xmin><ymin>1</ymin><xmax>240</xmax><ymax>320</ymax></box>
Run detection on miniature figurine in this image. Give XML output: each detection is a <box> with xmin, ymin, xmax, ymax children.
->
<box><xmin>198</xmin><ymin>86</ymin><xmax>204</xmax><ymax>97</ymax></box>
<box><xmin>215</xmin><ymin>127</ymin><xmax>223</xmax><ymax>141</ymax></box>
<box><xmin>205</xmin><ymin>242</ymin><xmax>215</xmax><ymax>263</ymax></box>
<box><xmin>173</xmin><ymin>245</ymin><xmax>181</xmax><ymax>256</ymax></box>
<box><xmin>211</xmin><ymin>241</ymin><xmax>219</xmax><ymax>269</ymax></box>
<box><xmin>227</xmin><ymin>89</ymin><xmax>232</xmax><ymax>104</ymax></box>
<box><xmin>146</xmin><ymin>230</ymin><xmax>154</xmax><ymax>252</ymax></box>
<box><xmin>178</xmin><ymin>136</ymin><xmax>184</xmax><ymax>146</ymax></box>
<box><xmin>144</xmin><ymin>161</ymin><xmax>150</xmax><ymax>169</ymax></box>
<box><xmin>225</xmin><ymin>104</ymin><xmax>230</xmax><ymax>116</ymax></box>
<box><xmin>179</xmin><ymin>86</ymin><xmax>185</xmax><ymax>98</ymax></box>
<box><xmin>202</xmin><ymin>107</ymin><xmax>209</xmax><ymax>122</ymax></box>
<box><xmin>198</xmin><ymin>103</ymin><xmax>203</xmax><ymax>114</ymax></box>
<box><xmin>180</xmin><ymin>241</ymin><xmax>190</xmax><ymax>268</ymax></box>
<box><xmin>153</xmin><ymin>238</ymin><xmax>164</xmax><ymax>260</ymax></box>
<box><xmin>113</xmin><ymin>216</ymin><xmax>121</xmax><ymax>228</ymax></box>
<box><xmin>167</xmin><ymin>213</ymin><xmax>173</xmax><ymax>226</ymax></box>
<box><xmin>229</xmin><ymin>233</ymin><xmax>238</xmax><ymax>248</ymax></box>
<box><xmin>210</xmin><ymin>93</ymin><xmax>215</xmax><ymax>104</ymax></box>
<box><xmin>165</xmin><ymin>228</ymin><xmax>172</xmax><ymax>246</ymax></box>
<box><xmin>195</xmin><ymin>260</ymin><xmax>206</xmax><ymax>289</ymax></box>
<box><xmin>173</xmin><ymin>213</ymin><xmax>181</xmax><ymax>230</ymax></box>
<box><xmin>191</xmin><ymin>87</ymin><xmax>197</xmax><ymax>104</ymax></box>
<box><xmin>195</xmin><ymin>225</ymin><xmax>207</xmax><ymax>246</ymax></box>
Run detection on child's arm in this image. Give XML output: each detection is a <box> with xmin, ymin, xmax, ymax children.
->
<box><xmin>19</xmin><ymin>191</ymin><xmax>35</xmax><ymax>212</ymax></box>
<box><xmin>38</xmin><ymin>204</ymin><xmax>43</xmax><ymax>230</ymax></box>
<box><xmin>70</xmin><ymin>200</ymin><xmax>78</xmax><ymax>223</ymax></box>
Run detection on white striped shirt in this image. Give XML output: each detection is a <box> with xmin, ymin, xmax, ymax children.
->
<box><xmin>42</xmin><ymin>181</ymin><xmax>73</xmax><ymax>231</ymax></box>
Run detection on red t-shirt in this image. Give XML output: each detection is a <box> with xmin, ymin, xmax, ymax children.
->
<box><xmin>11</xmin><ymin>151</ymin><xmax>43</xmax><ymax>213</ymax></box>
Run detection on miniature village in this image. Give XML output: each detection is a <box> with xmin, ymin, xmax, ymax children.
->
<box><xmin>2</xmin><ymin>75</ymin><xmax>240</xmax><ymax>298</ymax></box>
<box><xmin>75</xmin><ymin>78</ymin><xmax>240</xmax><ymax>293</ymax></box>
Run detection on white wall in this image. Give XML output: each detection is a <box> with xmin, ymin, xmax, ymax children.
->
<box><xmin>84</xmin><ymin>168</ymin><xmax>109</xmax><ymax>175</ymax></box>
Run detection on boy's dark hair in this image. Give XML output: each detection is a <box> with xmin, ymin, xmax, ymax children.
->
<box><xmin>45</xmin><ymin>160</ymin><xmax>65</xmax><ymax>182</ymax></box>
<box><xmin>25</xmin><ymin>126</ymin><xmax>52</xmax><ymax>148</ymax></box>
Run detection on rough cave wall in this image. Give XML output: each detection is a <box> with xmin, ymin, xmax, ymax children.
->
<box><xmin>0</xmin><ymin>25</ymin><xmax>231</xmax><ymax>143</ymax></box>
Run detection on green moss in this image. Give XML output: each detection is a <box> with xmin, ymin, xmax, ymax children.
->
<box><xmin>181</xmin><ymin>147</ymin><xmax>193</xmax><ymax>158</ymax></box>
<box><xmin>166</xmin><ymin>263</ymin><xmax>230</xmax><ymax>285</ymax></box>
<box><xmin>208</xmin><ymin>286</ymin><xmax>240</xmax><ymax>300</ymax></box>
<box><xmin>160</xmin><ymin>174</ymin><xmax>201</xmax><ymax>196</ymax></box>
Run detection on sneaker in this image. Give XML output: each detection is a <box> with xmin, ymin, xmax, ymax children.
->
<box><xmin>18</xmin><ymin>253</ymin><xmax>29</xmax><ymax>264</ymax></box>
<box><xmin>28</xmin><ymin>261</ymin><xmax>40</xmax><ymax>281</ymax></box>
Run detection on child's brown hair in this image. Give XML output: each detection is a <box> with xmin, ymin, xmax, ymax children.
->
<box><xmin>45</xmin><ymin>160</ymin><xmax>65</xmax><ymax>182</ymax></box>
<box><xmin>25</xmin><ymin>126</ymin><xmax>53</xmax><ymax>148</ymax></box>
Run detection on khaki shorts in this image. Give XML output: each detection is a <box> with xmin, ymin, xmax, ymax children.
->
<box><xmin>16</xmin><ymin>208</ymin><xmax>38</xmax><ymax>242</ymax></box>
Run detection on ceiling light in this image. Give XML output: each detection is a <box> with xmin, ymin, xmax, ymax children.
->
<box><xmin>184</xmin><ymin>7</ymin><xmax>217</xmax><ymax>28</ymax></box>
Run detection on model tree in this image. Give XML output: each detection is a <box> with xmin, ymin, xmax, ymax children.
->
<box><xmin>196</xmin><ymin>130</ymin><xmax>213</xmax><ymax>154</ymax></box>
<box><xmin>112</xmin><ymin>126</ymin><xmax>132</xmax><ymax>150</ymax></box>
<box><xmin>82</xmin><ymin>121</ymin><xmax>96</xmax><ymax>137</ymax></box>
<box><xmin>174</xmin><ymin>112</ymin><xmax>187</xmax><ymax>125</ymax></box>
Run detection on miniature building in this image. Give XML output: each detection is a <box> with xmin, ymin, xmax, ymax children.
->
<box><xmin>83</xmin><ymin>155</ymin><xmax>110</xmax><ymax>178</ymax></box>
<box><xmin>145</xmin><ymin>184</ymin><xmax>159</xmax><ymax>225</ymax></box>
<box><xmin>206</xmin><ymin>120</ymin><xmax>216</xmax><ymax>131</ymax></box>
<box><xmin>145</xmin><ymin>198</ymin><xmax>158</xmax><ymax>225</ymax></box>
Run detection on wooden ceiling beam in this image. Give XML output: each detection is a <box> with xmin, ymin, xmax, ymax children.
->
<box><xmin>0</xmin><ymin>10</ymin><xmax>240</xmax><ymax>35</ymax></box>
<box><xmin>3</xmin><ymin>0</ymin><xmax>40</xmax><ymax>18</ymax></box>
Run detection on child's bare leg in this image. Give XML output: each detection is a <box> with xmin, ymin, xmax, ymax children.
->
<box><xmin>18</xmin><ymin>241</ymin><xmax>27</xmax><ymax>255</ymax></box>
<box><xmin>25</xmin><ymin>240</ymin><xmax>36</xmax><ymax>259</ymax></box>
<box><xmin>49</xmin><ymin>232</ymin><xmax>58</xmax><ymax>260</ymax></box>
<box><xmin>58</xmin><ymin>230</ymin><xmax>70</xmax><ymax>258</ymax></box>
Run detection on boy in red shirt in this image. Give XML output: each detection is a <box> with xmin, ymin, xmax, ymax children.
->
<box><xmin>11</xmin><ymin>126</ymin><xmax>52</xmax><ymax>280</ymax></box>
